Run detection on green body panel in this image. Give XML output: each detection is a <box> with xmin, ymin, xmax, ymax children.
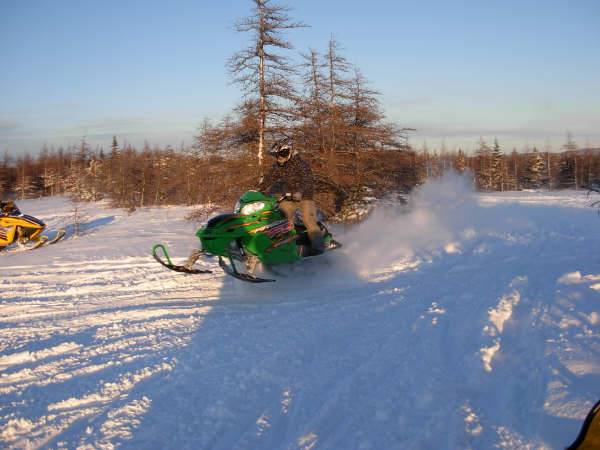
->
<box><xmin>196</xmin><ymin>191</ymin><xmax>302</xmax><ymax>265</ymax></box>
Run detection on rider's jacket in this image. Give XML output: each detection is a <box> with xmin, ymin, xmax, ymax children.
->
<box><xmin>259</xmin><ymin>154</ymin><xmax>315</xmax><ymax>200</ymax></box>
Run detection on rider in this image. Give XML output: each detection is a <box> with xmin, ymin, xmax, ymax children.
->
<box><xmin>260</xmin><ymin>137</ymin><xmax>325</xmax><ymax>255</ymax></box>
<box><xmin>0</xmin><ymin>200</ymin><xmax>20</xmax><ymax>216</ymax></box>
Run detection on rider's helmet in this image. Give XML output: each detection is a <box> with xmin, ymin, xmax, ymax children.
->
<box><xmin>1</xmin><ymin>200</ymin><xmax>15</xmax><ymax>213</ymax></box>
<box><xmin>269</xmin><ymin>137</ymin><xmax>293</xmax><ymax>164</ymax></box>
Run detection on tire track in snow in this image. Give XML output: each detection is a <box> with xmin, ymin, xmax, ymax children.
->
<box><xmin>0</xmin><ymin>250</ymin><xmax>223</xmax><ymax>449</ymax></box>
<box><xmin>1</xmin><ymin>362</ymin><xmax>174</xmax><ymax>449</ymax></box>
<box><xmin>122</xmin><ymin>212</ymin><xmax>593</xmax><ymax>450</ymax></box>
<box><xmin>3</xmin><ymin>193</ymin><xmax>599</xmax><ymax>449</ymax></box>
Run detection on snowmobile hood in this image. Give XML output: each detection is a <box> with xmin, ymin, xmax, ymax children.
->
<box><xmin>21</xmin><ymin>214</ymin><xmax>46</xmax><ymax>227</ymax></box>
<box><xmin>0</xmin><ymin>214</ymin><xmax>45</xmax><ymax>228</ymax></box>
<box><xmin>204</xmin><ymin>213</ymin><xmax>246</xmax><ymax>229</ymax></box>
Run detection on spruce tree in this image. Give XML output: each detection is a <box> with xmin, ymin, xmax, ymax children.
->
<box><xmin>454</xmin><ymin>149</ymin><xmax>466</xmax><ymax>172</ymax></box>
<box><xmin>0</xmin><ymin>154</ymin><xmax>9</xmax><ymax>197</ymax></box>
<box><xmin>527</xmin><ymin>147</ymin><xmax>545</xmax><ymax>188</ymax></box>
<box><xmin>559</xmin><ymin>132</ymin><xmax>579</xmax><ymax>189</ymax></box>
<box><xmin>490</xmin><ymin>138</ymin><xmax>504</xmax><ymax>191</ymax></box>
<box><xmin>475</xmin><ymin>138</ymin><xmax>492</xmax><ymax>190</ymax></box>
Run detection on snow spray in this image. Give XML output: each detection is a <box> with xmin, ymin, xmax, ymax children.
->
<box><xmin>339</xmin><ymin>171</ymin><xmax>479</xmax><ymax>278</ymax></box>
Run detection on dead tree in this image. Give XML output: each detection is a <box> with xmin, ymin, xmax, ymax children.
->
<box><xmin>228</xmin><ymin>0</ymin><xmax>306</xmax><ymax>179</ymax></box>
<box><xmin>324</xmin><ymin>37</ymin><xmax>351</xmax><ymax>157</ymax></box>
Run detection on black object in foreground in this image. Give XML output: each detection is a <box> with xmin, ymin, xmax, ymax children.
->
<box><xmin>567</xmin><ymin>399</ymin><xmax>600</xmax><ymax>450</ymax></box>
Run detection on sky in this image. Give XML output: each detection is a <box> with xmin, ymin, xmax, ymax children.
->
<box><xmin>1</xmin><ymin>0</ymin><xmax>599</xmax><ymax>156</ymax></box>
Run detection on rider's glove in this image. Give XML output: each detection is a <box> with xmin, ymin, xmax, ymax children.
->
<box><xmin>292</xmin><ymin>192</ymin><xmax>303</xmax><ymax>202</ymax></box>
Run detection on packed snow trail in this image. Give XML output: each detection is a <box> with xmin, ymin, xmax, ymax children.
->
<box><xmin>1</xmin><ymin>183</ymin><xmax>599</xmax><ymax>449</ymax></box>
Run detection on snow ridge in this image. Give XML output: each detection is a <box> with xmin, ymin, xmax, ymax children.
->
<box><xmin>480</xmin><ymin>277</ymin><xmax>526</xmax><ymax>372</ymax></box>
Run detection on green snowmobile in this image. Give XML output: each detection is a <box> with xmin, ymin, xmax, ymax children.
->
<box><xmin>152</xmin><ymin>191</ymin><xmax>341</xmax><ymax>283</ymax></box>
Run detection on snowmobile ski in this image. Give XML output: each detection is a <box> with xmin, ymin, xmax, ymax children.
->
<box><xmin>152</xmin><ymin>244</ymin><xmax>212</xmax><ymax>274</ymax></box>
<box><xmin>46</xmin><ymin>229</ymin><xmax>66</xmax><ymax>245</ymax></box>
<box><xmin>1</xmin><ymin>229</ymin><xmax>66</xmax><ymax>253</ymax></box>
<box><xmin>218</xmin><ymin>255</ymin><xmax>275</xmax><ymax>283</ymax></box>
<box><xmin>30</xmin><ymin>229</ymin><xmax>66</xmax><ymax>250</ymax></box>
<box><xmin>27</xmin><ymin>237</ymin><xmax>49</xmax><ymax>251</ymax></box>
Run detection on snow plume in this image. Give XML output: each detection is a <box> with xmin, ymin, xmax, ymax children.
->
<box><xmin>341</xmin><ymin>172</ymin><xmax>478</xmax><ymax>278</ymax></box>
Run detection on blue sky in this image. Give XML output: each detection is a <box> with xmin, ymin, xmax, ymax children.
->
<box><xmin>1</xmin><ymin>0</ymin><xmax>599</xmax><ymax>156</ymax></box>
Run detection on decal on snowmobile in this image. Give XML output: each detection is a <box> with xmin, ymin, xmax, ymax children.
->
<box><xmin>265</xmin><ymin>233</ymin><xmax>297</xmax><ymax>253</ymax></box>
<box><xmin>226</xmin><ymin>220</ymin><xmax>263</xmax><ymax>232</ymax></box>
<box><xmin>264</xmin><ymin>219</ymin><xmax>294</xmax><ymax>238</ymax></box>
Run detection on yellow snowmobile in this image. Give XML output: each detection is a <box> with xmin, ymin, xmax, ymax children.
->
<box><xmin>0</xmin><ymin>200</ymin><xmax>64</xmax><ymax>251</ymax></box>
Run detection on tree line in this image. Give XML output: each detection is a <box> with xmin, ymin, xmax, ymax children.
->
<box><xmin>1</xmin><ymin>135</ymin><xmax>598</xmax><ymax>208</ymax></box>
<box><xmin>1</xmin><ymin>0</ymin><xmax>599</xmax><ymax>216</ymax></box>
<box><xmin>445</xmin><ymin>135</ymin><xmax>600</xmax><ymax>191</ymax></box>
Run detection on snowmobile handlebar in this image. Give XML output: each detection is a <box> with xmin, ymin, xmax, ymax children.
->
<box><xmin>276</xmin><ymin>192</ymin><xmax>302</xmax><ymax>202</ymax></box>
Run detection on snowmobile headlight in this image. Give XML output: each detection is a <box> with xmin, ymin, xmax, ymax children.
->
<box><xmin>240</xmin><ymin>201</ymin><xmax>265</xmax><ymax>215</ymax></box>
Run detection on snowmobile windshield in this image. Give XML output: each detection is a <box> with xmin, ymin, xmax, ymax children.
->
<box><xmin>240</xmin><ymin>202</ymin><xmax>265</xmax><ymax>215</ymax></box>
<box><xmin>233</xmin><ymin>191</ymin><xmax>276</xmax><ymax>215</ymax></box>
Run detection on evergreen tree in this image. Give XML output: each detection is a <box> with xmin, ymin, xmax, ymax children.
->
<box><xmin>109</xmin><ymin>136</ymin><xmax>124</xmax><ymax>200</ymax></box>
<box><xmin>505</xmin><ymin>149</ymin><xmax>520</xmax><ymax>190</ymax></box>
<box><xmin>420</xmin><ymin>141</ymin><xmax>432</xmax><ymax>180</ymax></box>
<box><xmin>475</xmin><ymin>138</ymin><xmax>492</xmax><ymax>190</ymax></box>
<box><xmin>562</xmin><ymin>131</ymin><xmax>577</xmax><ymax>152</ymax></box>
<box><xmin>490</xmin><ymin>138</ymin><xmax>504</xmax><ymax>190</ymax></box>
<box><xmin>111</xmin><ymin>135</ymin><xmax>119</xmax><ymax>155</ymax></box>
<box><xmin>559</xmin><ymin>132</ymin><xmax>579</xmax><ymax>189</ymax></box>
<box><xmin>454</xmin><ymin>148</ymin><xmax>466</xmax><ymax>172</ymax></box>
<box><xmin>15</xmin><ymin>154</ymin><xmax>40</xmax><ymax>199</ymax></box>
<box><xmin>0</xmin><ymin>153</ymin><xmax>10</xmax><ymax>197</ymax></box>
<box><xmin>558</xmin><ymin>154</ymin><xmax>577</xmax><ymax>189</ymax></box>
<box><xmin>84</xmin><ymin>157</ymin><xmax>104</xmax><ymax>201</ymax></box>
<box><xmin>527</xmin><ymin>147</ymin><xmax>545</xmax><ymax>188</ymax></box>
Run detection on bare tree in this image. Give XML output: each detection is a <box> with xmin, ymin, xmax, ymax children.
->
<box><xmin>324</xmin><ymin>37</ymin><xmax>351</xmax><ymax>155</ymax></box>
<box><xmin>559</xmin><ymin>132</ymin><xmax>579</xmax><ymax>189</ymax></box>
<box><xmin>299</xmin><ymin>48</ymin><xmax>328</xmax><ymax>152</ymax></box>
<box><xmin>228</xmin><ymin>0</ymin><xmax>306</xmax><ymax>178</ymax></box>
<box><xmin>0</xmin><ymin>152</ymin><xmax>14</xmax><ymax>198</ymax></box>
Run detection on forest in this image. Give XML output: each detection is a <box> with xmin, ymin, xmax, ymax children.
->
<box><xmin>1</xmin><ymin>137</ymin><xmax>597</xmax><ymax>212</ymax></box>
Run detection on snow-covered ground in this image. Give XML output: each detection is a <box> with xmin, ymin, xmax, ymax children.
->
<box><xmin>1</xmin><ymin>176</ymin><xmax>599</xmax><ymax>450</ymax></box>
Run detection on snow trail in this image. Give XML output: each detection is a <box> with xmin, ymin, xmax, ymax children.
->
<box><xmin>1</xmin><ymin>187</ymin><xmax>599</xmax><ymax>449</ymax></box>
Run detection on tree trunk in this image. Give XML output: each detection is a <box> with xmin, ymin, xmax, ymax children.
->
<box><xmin>257</xmin><ymin>13</ymin><xmax>266</xmax><ymax>179</ymax></box>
